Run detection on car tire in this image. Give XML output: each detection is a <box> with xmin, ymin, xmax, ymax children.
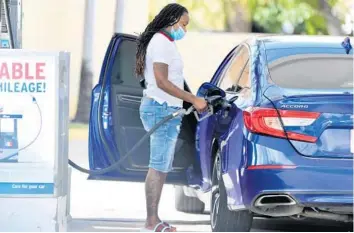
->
<box><xmin>210</xmin><ymin>150</ymin><xmax>253</xmax><ymax>232</ymax></box>
<box><xmin>175</xmin><ymin>185</ymin><xmax>205</xmax><ymax>214</ymax></box>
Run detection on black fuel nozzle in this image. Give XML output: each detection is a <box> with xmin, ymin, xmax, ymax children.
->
<box><xmin>205</xmin><ymin>95</ymin><xmax>223</xmax><ymax>107</ymax></box>
<box><xmin>192</xmin><ymin>95</ymin><xmax>233</xmax><ymax>122</ymax></box>
<box><xmin>205</xmin><ymin>95</ymin><xmax>231</xmax><ymax>112</ymax></box>
<box><xmin>221</xmin><ymin>100</ymin><xmax>232</xmax><ymax>109</ymax></box>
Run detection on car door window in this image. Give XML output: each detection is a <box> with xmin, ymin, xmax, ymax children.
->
<box><xmin>218</xmin><ymin>45</ymin><xmax>250</xmax><ymax>92</ymax></box>
<box><xmin>237</xmin><ymin>59</ymin><xmax>250</xmax><ymax>90</ymax></box>
<box><xmin>111</xmin><ymin>39</ymin><xmax>139</xmax><ymax>87</ymax></box>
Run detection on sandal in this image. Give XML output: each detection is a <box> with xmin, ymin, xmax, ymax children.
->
<box><xmin>162</xmin><ymin>222</ymin><xmax>176</xmax><ymax>231</ymax></box>
<box><xmin>140</xmin><ymin>221</ymin><xmax>177</xmax><ymax>232</ymax></box>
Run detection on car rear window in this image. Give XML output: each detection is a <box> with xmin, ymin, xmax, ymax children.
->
<box><xmin>267</xmin><ymin>53</ymin><xmax>353</xmax><ymax>89</ymax></box>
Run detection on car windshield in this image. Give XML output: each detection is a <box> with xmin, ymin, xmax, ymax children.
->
<box><xmin>267</xmin><ymin>53</ymin><xmax>353</xmax><ymax>89</ymax></box>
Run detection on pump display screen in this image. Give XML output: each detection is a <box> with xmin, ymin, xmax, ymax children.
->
<box><xmin>0</xmin><ymin>118</ymin><xmax>15</xmax><ymax>133</ymax></box>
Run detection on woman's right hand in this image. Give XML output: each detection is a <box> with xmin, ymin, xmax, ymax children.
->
<box><xmin>192</xmin><ymin>97</ymin><xmax>208</xmax><ymax>113</ymax></box>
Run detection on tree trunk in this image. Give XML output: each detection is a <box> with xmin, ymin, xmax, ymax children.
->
<box><xmin>227</xmin><ymin>0</ymin><xmax>251</xmax><ymax>32</ymax></box>
<box><xmin>72</xmin><ymin>61</ymin><xmax>93</xmax><ymax>123</ymax></box>
<box><xmin>319</xmin><ymin>0</ymin><xmax>343</xmax><ymax>35</ymax></box>
<box><xmin>222</xmin><ymin>0</ymin><xmax>232</xmax><ymax>31</ymax></box>
<box><xmin>72</xmin><ymin>0</ymin><xmax>95</xmax><ymax>124</ymax></box>
<box><xmin>233</xmin><ymin>1</ymin><xmax>251</xmax><ymax>32</ymax></box>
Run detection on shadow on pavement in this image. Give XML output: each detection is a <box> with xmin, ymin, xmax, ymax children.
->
<box><xmin>69</xmin><ymin>217</ymin><xmax>353</xmax><ymax>232</ymax></box>
<box><xmin>68</xmin><ymin>218</ymin><xmax>210</xmax><ymax>232</ymax></box>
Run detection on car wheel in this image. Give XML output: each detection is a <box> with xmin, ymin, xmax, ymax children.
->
<box><xmin>210</xmin><ymin>150</ymin><xmax>253</xmax><ymax>232</ymax></box>
<box><xmin>175</xmin><ymin>185</ymin><xmax>205</xmax><ymax>214</ymax></box>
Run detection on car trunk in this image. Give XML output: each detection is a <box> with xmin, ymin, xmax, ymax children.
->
<box><xmin>263</xmin><ymin>92</ymin><xmax>353</xmax><ymax>158</ymax></box>
<box><xmin>262</xmin><ymin>52</ymin><xmax>353</xmax><ymax>159</ymax></box>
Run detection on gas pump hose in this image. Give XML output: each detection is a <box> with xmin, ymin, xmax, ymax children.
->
<box><xmin>68</xmin><ymin>93</ymin><xmax>231</xmax><ymax>175</ymax></box>
<box><xmin>68</xmin><ymin>107</ymin><xmax>195</xmax><ymax>175</ymax></box>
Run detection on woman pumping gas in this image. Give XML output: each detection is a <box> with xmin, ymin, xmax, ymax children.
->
<box><xmin>135</xmin><ymin>3</ymin><xmax>208</xmax><ymax>232</ymax></box>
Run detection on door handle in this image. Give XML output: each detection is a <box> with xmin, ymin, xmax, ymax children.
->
<box><xmin>117</xmin><ymin>94</ymin><xmax>141</xmax><ymax>104</ymax></box>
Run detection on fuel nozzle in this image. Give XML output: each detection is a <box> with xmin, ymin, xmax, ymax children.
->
<box><xmin>206</xmin><ymin>95</ymin><xmax>231</xmax><ymax>112</ymax></box>
<box><xmin>192</xmin><ymin>95</ymin><xmax>232</xmax><ymax>122</ymax></box>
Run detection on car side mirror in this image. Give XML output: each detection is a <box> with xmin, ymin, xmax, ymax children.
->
<box><xmin>196</xmin><ymin>82</ymin><xmax>226</xmax><ymax>98</ymax></box>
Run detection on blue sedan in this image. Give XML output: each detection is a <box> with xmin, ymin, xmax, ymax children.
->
<box><xmin>88</xmin><ymin>34</ymin><xmax>353</xmax><ymax>231</ymax></box>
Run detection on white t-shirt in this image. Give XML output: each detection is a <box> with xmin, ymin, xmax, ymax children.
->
<box><xmin>143</xmin><ymin>32</ymin><xmax>184</xmax><ymax>108</ymax></box>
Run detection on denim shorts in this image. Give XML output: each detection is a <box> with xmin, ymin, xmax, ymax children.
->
<box><xmin>139</xmin><ymin>96</ymin><xmax>183</xmax><ymax>173</ymax></box>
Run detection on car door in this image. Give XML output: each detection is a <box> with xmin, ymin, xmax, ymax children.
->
<box><xmin>213</xmin><ymin>44</ymin><xmax>253</xmax><ymax>208</ymax></box>
<box><xmin>88</xmin><ymin>33</ymin><xmax>195</xmax><ymax>184</ymax></box>
<box><xmin>195</xmin><ymin>45</ymin><xmax>251</xmax><ymax>191</ymax></box>
<box><xmin>214</xmin><ymin>44</ymin><xmax>251</xmax><ymax>136</ymax></box>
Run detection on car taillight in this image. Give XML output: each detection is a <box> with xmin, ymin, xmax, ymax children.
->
<box><xmin>243</xmin><ymin>107</ymin><xmax>320</xmax><ymax>143</ymax></box>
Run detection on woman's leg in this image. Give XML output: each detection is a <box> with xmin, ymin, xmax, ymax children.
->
<box><xmin>140</xmin><ymin>102</ymin><xmax>182</xmax><ymax>231</ymax></box>
<box><xmin>144</xmin><ymin>168</ymin><xmax>168</xmax><ymax>227</ymax></box>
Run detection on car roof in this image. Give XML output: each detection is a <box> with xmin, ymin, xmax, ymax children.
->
<box><xmin>248</xmin><ymin>35</ymin><xmax>352</xmax><ymax>50</ymax></box>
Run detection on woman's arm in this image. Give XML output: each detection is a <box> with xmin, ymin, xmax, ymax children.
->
<box><xmin>153</xmin><ymin>63</ymin><xmax>195</xmax><ymax>103</ymax></box>
<box><xmin>153</xmin><ymin>62</ymin><xmax>207</xmax><ymax>112</ymax></box>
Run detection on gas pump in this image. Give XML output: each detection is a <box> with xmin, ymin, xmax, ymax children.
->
<box><xmin>0</xmin><ymin>112</ymin><xmax>22</xmax><ymax>162</ymax></box>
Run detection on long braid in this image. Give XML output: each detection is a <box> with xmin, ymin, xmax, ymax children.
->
<box><xmin>135</xmin><ymin>3</ymin><xmax>188</xmax><ymax>77</ymax></box>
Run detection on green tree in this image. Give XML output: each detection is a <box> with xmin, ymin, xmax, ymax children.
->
<box><xmin>148</xmin><ymin>0</ymin><xmax>349</xmax><ymax>35</ymax></box>
<box><xmin>250</xmin><ymin>0</ymin><xmax>328</xmax><ymax>34</ymax></box>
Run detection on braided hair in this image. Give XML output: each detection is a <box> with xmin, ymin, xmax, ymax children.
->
<box><xmin>135</xmin><ymin>3</ymin><xmax>188</xmax><ymax>77</ymax></box>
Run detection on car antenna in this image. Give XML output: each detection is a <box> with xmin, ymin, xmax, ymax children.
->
<box><xmin>341</xmin><ymin>37</ymin><xmax>352</xmax><ymax>54</ymax></box>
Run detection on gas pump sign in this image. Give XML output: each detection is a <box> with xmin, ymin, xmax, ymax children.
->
<box><xmin>0</xmin><ymin>57</ymin><xmax>54</xmax><ymax>165</ymax></box>
<box><xmin>0</xmin><ymin>50</ymin><xmax>69</xmax><ymax>197</ymax></box>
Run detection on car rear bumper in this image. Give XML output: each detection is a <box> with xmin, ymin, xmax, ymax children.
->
<box><xmin>241</xmin><ymin>166</ymin><xmax>353</xmax><ymax>204</ymax></box>
<box><xmin>235</xmin><ymin>166</ymin><xmax>353</xmax><ymax>217</ymax></box>
<box><xmin>230</xmin><ymin>135</ymin><xmax>354</xmax><ymax>213</ymax></box>
<box><xmin>291</xmin><ymin>192</ymin><xmax>353</xmax><ymax>207</ymax></box>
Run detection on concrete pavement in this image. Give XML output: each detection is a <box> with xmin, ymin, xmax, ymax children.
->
<box><xmin>67</xmin><ymin>139</ymin><xmax>353</xmax><ymax>232</ymax></box>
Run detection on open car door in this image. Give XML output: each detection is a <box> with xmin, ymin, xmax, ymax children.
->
<box><xmin>88</xmin><ymin>34</ymin><xmax>197</xmax><ymax>184</ymax></box>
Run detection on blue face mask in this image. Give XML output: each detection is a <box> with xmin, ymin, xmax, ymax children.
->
<box><xmin>171</xmin><ymin>25</ymin><xmax>185</xmax><ymax>40</ymax></box>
